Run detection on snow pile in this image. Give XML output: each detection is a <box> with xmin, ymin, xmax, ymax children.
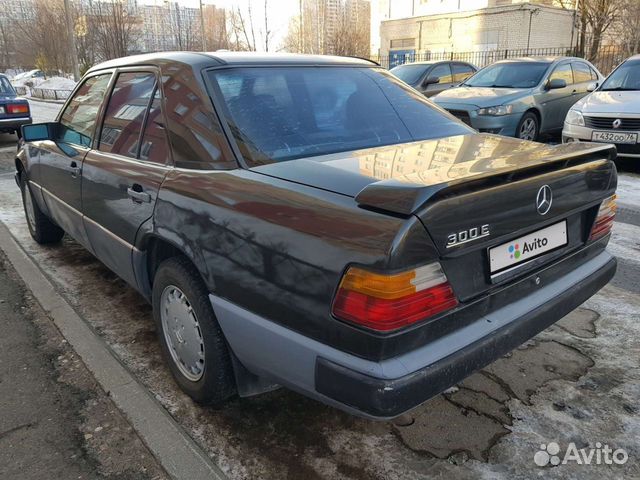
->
<box><xmin>11</xmin><ymin>69</ymin><xmax>43</xmax><ymax>86</ymax></box>
<box><xmin>37</xmin><ymin>77</ymin><xmax>77</xmax><ymax>91</ymax></box>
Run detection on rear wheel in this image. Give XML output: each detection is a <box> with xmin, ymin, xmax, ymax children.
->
<box><xmin>152</xmin><ymin>256</ymin><xmax>236</xmax><ymax>405</ymax></box>
<box><xmin>20</xmin><ymin>175</ymin><xmax>64</xmax><ymax>244</ymax></box>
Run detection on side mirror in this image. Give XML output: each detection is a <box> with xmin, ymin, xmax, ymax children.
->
<box><xmin>423</xmin><ymin>76</ymin><xmax>440</xmax><ymax>87</ymax></box>
<box><xmin>21</xmin><ymin>122</ymin><xmax>57</xmax><ymax>142</ymax></box>
<box><xmin>546</xmin><ymin>78</ymin><xmax>567</xmax><ymax>90</ymax></box>
<box><xmin>587</xmin><ymin>82</ymin><xmax>598</xmax><ymax>92</ymax></box>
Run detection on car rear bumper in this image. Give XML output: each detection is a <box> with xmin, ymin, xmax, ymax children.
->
<box><xmin>0</xmin><ymin>116</ymin><xmax>31</xmax><ymax>131</ymax></box>
<box><xmin>210</xmin><ymin>245</ymin><xmax>616</xmax><ymax>420</ymax></box>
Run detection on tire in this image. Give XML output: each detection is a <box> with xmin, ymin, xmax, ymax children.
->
<box><xmin>516</xmin><ymin>111</ymin><xmax>539</xmax><ymax>141</ymax></box>
<box><xmin>152</xmin><ymin>256</ymin><xmax>236</xmax><ymax>405</ymax></box>
<box><xmin>20</xmin><ymin>174</ymin><xmax>64</xmax><ymax>244</ymax></box>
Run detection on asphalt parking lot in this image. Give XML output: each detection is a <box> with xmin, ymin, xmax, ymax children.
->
<box><xmin>0</xmin><ymin>99</ymin><xmax>638</xmax><ymax>479</ymax></box>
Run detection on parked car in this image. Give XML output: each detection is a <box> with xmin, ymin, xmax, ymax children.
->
<box><xmin>0</xmin><ymin>74</ymin><xmax>31</xmax><ymax>137</ymax></box>
<box><xmin>16</xmin><ymin>52</ymin><xmax>617</xmax><ymax>419</ymax></box>
<box><xmin>433</xmin><ymin>57</ymin><xmax>603</xmax><ymax>141</ymax></box>
<box><xmin>563</xmin><ymin>54</ymin><xmax>640</xmax><ymax>159</ymax></box>
<box><xmin>390</xmin><ymin>60</ymin><xmax>477</xmax><ymax>97</ymax></box>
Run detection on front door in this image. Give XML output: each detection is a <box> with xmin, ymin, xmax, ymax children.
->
<box><xmin>538</xmin><ymin>63</ymin><xmax>576</xmax><ymax>132</ymax></box>
<box><xmin>81</xmin><ymin>70</ymin><xmax>170</xmax><ymax>288</ymax></box>
<box><xmin>423</xmin><ymin>63</ymin><xmax>455</xmax><ymax>97</ymax></box>
<box><xmin>37</xmin><ymin>73</ymin><xmax>112</xmax><ymax>249</ymax></box>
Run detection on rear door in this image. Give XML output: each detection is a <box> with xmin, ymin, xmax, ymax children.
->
<box><xmin>451</xmin><ymin>63</ymin><xmax>476</xmax><ymax>85</ymax></box>
<box><xmin>571</xmin><ymin>61</ymin><xmax>595</xmax><ymax>100</ymax></box>
<box><xmin>81</xmin><ymin>69</ymin><xmax>171</xmax><ymax>287</ymax></box>
<box><xmin>424</xmin><ymin>63</ymin><xmax>454</xmax><ymax>97</ymax></box>
<box><xmin>37</xmin><ymin>72</ymin><xmax>112</xmax><ymax>249</ymax></box>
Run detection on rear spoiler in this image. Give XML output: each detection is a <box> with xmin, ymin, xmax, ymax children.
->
<box><xmin>355</xmin><ymin>143</ymin><xmax>617</xmax><ymax>215</ymax></box>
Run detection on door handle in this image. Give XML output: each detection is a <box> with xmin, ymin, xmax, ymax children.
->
<box><xmin>127</xmin><ymin>185</ymin><xmax>151</xmax><ymax>203</ymax></box>
<box><xmin>69</xmin><ymin>161</ymin><xmax>80</xmax><ymax>178</ymax></box>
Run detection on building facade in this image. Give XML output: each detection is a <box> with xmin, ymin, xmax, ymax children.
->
<box><xmin>372</xmin><ymin>1</ymin><xmax>577</xmax><ymax>58</ymax></box>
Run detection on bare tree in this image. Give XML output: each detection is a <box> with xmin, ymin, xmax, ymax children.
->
<box><xmin>283</xmin><ymin>0</ymin><xmax>369</xmax><ymax>57</ymax></box>
<box><xmin>559</xmin><ymin>0</ymin><xmax>621</xmax><ymax>58</ymax></box>
<box><xmin>329</xmin><ymin>0</ymin><xmax>370</xmax><ymax>57</ymax></box>
<box><xmin>611</xmin><ymin>0</ymin><xmax>640</xmax><ymax>57</ymax></box>
<box><xmin>166</xmin><ymin>1</ymin><xmax>198</xmax><ymax>51</ymax></box>
<box><xmin>90</xmin><ymin>0</ymin><xmax>139</xmax><ymax>60</ymax></box>
<box><xmin>13</xmin><ymin>0</ymin><xmax>69</xmax><ymax>73</ymax></box>
<box><xmin>203</xmin><ymin>5</ymin><xmax>229</xmax><ymax>51</ymax></box>
<box><xmin>228</xmin><ymin>5</ymin><xmax>256</xmax><ymax>51</ymax></box>
<box><xmin>282</xmin><ymin>0</ymin><xmax>328</xmax><ymax>54</ymax></box>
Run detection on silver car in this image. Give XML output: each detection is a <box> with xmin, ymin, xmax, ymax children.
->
<box><xmin>433</xmin><ymin>57</ymin><xmax>603</xmax><ymax>141</ymax></box>
<box><xmin>390</xmin><ymin>61</ymin><xmax>477</xmax><ymax>97</ymax></box>
<box><xmin>563</xmin><ymin>54</ymin><xmax>640</xmax><ymax>159</ymax></box>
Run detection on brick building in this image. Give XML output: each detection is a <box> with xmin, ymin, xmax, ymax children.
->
<box><xmin>372</xmin><ymin>1</ymin><xmax>576</xmax><ymax>59</ymax></box>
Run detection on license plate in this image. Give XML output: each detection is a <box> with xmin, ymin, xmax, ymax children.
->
<box><xmin>591</xmin><ymin>131</ymin><xmax>638</xmax><ymax>144</ymax></box>
<box><xmin>489</xmin><ymin>221</ymin><xmax>567</xmax><ymax>274</ymax></box>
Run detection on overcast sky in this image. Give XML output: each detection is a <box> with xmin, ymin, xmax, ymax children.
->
<box><xmin>140</xmin><ymin>0</ymin><xmax>299</xmax><ymax>51</ymax></box>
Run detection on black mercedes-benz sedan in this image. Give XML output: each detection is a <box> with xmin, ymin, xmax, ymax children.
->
<box><xmin>15</xmin><ymin>52</ymin><xmax>617</xmax><ymax>419</ymax></box>
<box><xmin>0</xmin><ymin>73</ymin><xmax>31</xmax><ymax>137</ymax></box>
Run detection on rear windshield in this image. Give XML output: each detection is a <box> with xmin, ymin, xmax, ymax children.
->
<box><xmin>207</xmin><ymin>66</ymin><xmax>471</xmax><ymax>166</ymax></box>
<box><xmin>390</xmin><ymin>64</ymin><xmax>431</xmax><ymax>85</ymax></box>
<box><xmin>0</xmin><ymin>77</ymin><xmax>15</xmax><ymax>95</ymax></box>
<box><xmin>465</xmin><ymin>62</ymin><xmax>549</xmax><ymax>88</ymax></box>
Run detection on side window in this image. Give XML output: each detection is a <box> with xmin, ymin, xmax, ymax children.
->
<box><xmin>549</xmin><ymin>63</ymin><xmax>574</xmax><ymax>85</ymax></box>
<box><xmin>572</xmin><ymin>62</ymin><xmax>592</xmax><ymax>83</ymax></box>
<box><xmin>429</xmin><ymin>64</ymin><xmax>453</xmax><ymax>84</ymax></box>
<box><xmin>139</xmin><ymin>89</ymin><xmax>170</xmax><ymax>164</ymax></box>
<box><xmin>589</xmin><ymin>66</ymin><xmax>599</xmax><ymax>81</ymax></box>
<box><xmin>59</xmin><ymin>74</ymin><xmax>112</xmax><ymax>147</ymax></box>
<box><xmin>99</xmin><ymin>72</ymin><xmax>156</xmax><ymax>158</ymax></box>
<box><xmin>452</xmin><ymin>63</ymin><xmax>475</xmax><ymax>83</ymax></box>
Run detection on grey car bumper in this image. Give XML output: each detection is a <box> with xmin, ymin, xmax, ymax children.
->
<box><xmin>210</xmin><ymin>246</ymin><xmax>616</xmax><ymax>419</ymax></box>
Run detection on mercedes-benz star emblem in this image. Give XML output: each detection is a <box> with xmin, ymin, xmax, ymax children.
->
<box><xmin>613</xmin><ymin>119</ymin><xmax>622</xmax><ymax>129</ymax></box>
<box><xmin>536</xmin><ymin>185</ymin><xmax>552</xmax><ymax>215</ymax></box>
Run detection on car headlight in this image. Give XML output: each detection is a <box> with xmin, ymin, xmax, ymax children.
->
<box><xmin>565</xmin><ymin>109</ymin><xmax>585</xmax><ymax>126</ymax></box>
<box><xmin>477</xmin><ymin>105</ymin><xmax>513</xmax><ymax>116</ymax></box>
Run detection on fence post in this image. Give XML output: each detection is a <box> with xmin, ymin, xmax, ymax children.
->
<box><xmin>504</xmin><ymin>49</ymin><xmax>508</xmax><ymax>59</ymax></box>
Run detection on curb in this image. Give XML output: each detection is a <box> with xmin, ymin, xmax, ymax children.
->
<box><xmin>0</xmin><ymin>220</ymin><xmax>227</xmax><ymax>480</ymax></box>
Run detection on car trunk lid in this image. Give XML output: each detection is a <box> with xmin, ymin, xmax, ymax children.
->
<box><xmin>252</xmin><ymin>134</ymin><xmax>617</xmax><ymax>301</ymax></box>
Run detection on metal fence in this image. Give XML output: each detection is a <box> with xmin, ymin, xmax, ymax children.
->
<box><xmin>13</xmin><ymin>85</ymin><xmax>28</xmax><ymax>96</ymax></box>
<box><xmin>30</xmin><ymin>87</ymin><xmax>72</xmax><ymax>101</ymax></box>
<box><xmin>372</xmin><ymin>45</ymin><xmax>630</xmax><ymax>76</ymax></box>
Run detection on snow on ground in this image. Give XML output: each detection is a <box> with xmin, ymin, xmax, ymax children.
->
<box><xmin>36</xmin><ymin>76</ymin><xmax>76</xmax><ymax>90</ymax></box>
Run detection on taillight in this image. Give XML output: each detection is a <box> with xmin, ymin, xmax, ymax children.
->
<box><xmin>331</xmin><ymin>263</ymin><xmax>458</xmax><ymax>332</ymax></box>
<box><xmin>589</xmin><ymin>194</ymin><xmax>616</xmax><ymax>241</ymax></box>
<box><xmin>7</xmin><ymin>104</ymin><xmax>29</xmax><ymax>114</ymax></box>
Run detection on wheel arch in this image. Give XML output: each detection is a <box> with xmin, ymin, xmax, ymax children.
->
<box><xmin>136</xmin><ymin>233</ymin><xmax>212</xmax><ymax>299</ymax></box>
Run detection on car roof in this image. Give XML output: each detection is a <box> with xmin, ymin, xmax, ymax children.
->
<box><xmin>495</xmin><ymin>56</ymin><xmax>587</xmax><ymax>65</ymax></box>
<box><xmin>88</xmin><ymin>51</ymin><xmax>376</xmax><ymax>73</ymax></box>
<box><xmin>391</xmin><ymin>60</ymin><xmax>473</xmax><ymax>68</ymax></box>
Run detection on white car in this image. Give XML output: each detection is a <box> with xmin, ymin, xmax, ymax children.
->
<box><xmin>563</xmin><ymin>54</ymin><xmax>640</xmax><ymax>159</ymax></box>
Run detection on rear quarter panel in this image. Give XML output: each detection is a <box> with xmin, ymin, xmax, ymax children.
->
<box><xmin>151</xmin><ymin>168</ymin><xmax>438</xmax><ymax>358</ymax></box>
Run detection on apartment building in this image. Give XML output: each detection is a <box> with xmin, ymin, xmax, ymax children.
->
<box><xmin>371</xmin><ymin>0</ymin><xmax>576</xmax><ymax>58</ymax></box>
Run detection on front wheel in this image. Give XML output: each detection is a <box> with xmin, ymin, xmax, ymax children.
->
<box><xmin>516</xmin><ymin>112</ymin><xmax>539</xmax><ymax>141</ymax></box>
<box><xmin>152</xmin><ymin>257</ymin><xmax>236</xmax><ymax>405</ymax></box>
<box><xmin>21</xmin><ymin>175</ymin><xmax>64</xmax><ymax>244</ymax></box>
